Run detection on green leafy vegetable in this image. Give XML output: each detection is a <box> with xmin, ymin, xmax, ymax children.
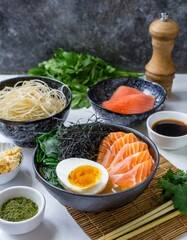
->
<box><xmin>36</xmin><ymin>129</ymin><xmax>65</xmax><ymax>189</ymax></box>
<box><xmin>28</xmin><ymin>48</ymin><xmax>142</xmax><ymax>109</ymax></box>
<box><xmin>42</xmin><ymin>166</ymin><xmax>64</xmax><ymax>188</ymax></box>
<box><xmin>158</xmin><ymin>169</ymin><xmax>187</xmax><ymax>214</ymax></box>
<box><xmin>36</xmin><ymin>129</ymin><xmax>61</xmax><ymax>165</ymax></box>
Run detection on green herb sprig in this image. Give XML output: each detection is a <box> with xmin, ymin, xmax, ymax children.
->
<box><xmin>27</xmin><ymin>48</ymin><xmax>142</xmax><ymax>109</ymax></box>
<box><xmin>158</xmin><ymin>169</ymin><xmax>187</xmax><ymax>214</ymax></box>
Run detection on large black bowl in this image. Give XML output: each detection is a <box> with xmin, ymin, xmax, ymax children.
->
<box><xmin>0</xmin><ymin>76</ymin><xmax>72</xmax><ymax>147</ymax></box>
<box><xmin>33</xmin><ymin>123</ymin><xmax>159</xmax><ymax>212</ymax></box>
<box><xmin>87</xmin><ymin>77</ymin><xmax>166</xmax><ymax>127</ymax></box>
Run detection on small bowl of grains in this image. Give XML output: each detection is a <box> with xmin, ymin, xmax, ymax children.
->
<box><xmin>0</xmin><ymin>186</ymin><xmax>45</xmax><ymax>234</ymax></box>
<box><xmin>0</xmin><ymin>142</ymin><xmax>22</xmax><ymax>184</ymax></box>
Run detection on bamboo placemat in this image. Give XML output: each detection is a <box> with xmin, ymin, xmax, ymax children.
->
<box><xmin>66</xmin><ymin>156</ymin><xmax>187</xmax><ymax>240</ymax></box>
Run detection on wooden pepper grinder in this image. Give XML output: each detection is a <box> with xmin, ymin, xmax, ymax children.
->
<box><xmin>145</xmin><ymin>13</ymin><xmax>180</xmax><ymax>96</ymax></box>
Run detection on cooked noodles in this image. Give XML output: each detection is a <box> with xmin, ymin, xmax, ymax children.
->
<box><xmin>0</xmin><ymin>80</ymin><xmax>67</xmax><ymax>121</ymax></box>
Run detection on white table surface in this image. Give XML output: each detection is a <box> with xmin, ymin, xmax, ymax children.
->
<box><xmin>0</xmin><ymin>74</ymin><xmax>187</xmax><ymax>240</ymax></box>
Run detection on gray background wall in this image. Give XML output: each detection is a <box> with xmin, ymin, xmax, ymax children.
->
<box><xmin>0</xmin><ymin>0</ymin><xmax>186</xmax><ymax>74</ymax></box>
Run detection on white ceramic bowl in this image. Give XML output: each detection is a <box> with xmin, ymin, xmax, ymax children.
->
<box><xmin>0</xmin><ymin>186</ymin><xmax>45</xmax><ymax>234</ymax></box>
<box><xmin>146</xmin><ymin>111</ymin><xmax>187</xmax><ymax>150</ymax></box>
<box><xmin>0</xmin><ymin>142</ymin><xmax>22</xmax><ymax>184</ymax></box>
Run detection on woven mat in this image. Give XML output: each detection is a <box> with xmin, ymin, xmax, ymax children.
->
<box><xmin>67</xmin><ymin>156</ymin><xmax>187</xmax><ymax>240</ymax></box>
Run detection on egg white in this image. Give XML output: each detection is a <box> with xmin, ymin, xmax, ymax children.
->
<box><xmin>56</xmin><ymin>158</ymin><xmax>109</xmax><ymax>195</ymax></box>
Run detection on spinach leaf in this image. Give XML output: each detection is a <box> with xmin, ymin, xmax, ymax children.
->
<box><xmin>36</xmin><ymin>129</ymin><xmax>67</xmax><ymax>189</ymax></box>
<box><xmin>36</xmin><ymin>129</ymin><xmax>60</xmax><ymax>164</ymax></box>
<box><xmin>42</xmin><ymin>166</ymin><xmax>65</xmax><ymax>189</ymax></box>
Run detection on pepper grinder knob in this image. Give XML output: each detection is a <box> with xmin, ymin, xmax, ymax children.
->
<box><xmin>160</xmin><ymin>12</ymin><xmax>169</xmax><ymax>21</ymax></box>
<box><xmin>145</xmin><ymin>13</ymin><xmax>180</xmax><ymax>96</ymax></box>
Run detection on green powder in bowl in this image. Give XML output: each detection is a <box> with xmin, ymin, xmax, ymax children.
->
<box><xmin>0</xmin><ymin>197</ymin><xmax>38</xmax><ymax>222</ymax></box>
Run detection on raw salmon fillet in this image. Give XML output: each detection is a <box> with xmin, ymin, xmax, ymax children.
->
<box><xmin>110</xmin><ymin>158</ymin><xmax>153</xmax><ymax>190</ymax></box>
<box><xmin>108</xmin><ymin>86</ymin><xmax>143</xmax><ymax>101</ymax></box>
<box><xmin>102</xmin><ymin>86</ymin><xmax>155</xmax><ymax>114</ymax></box>
<box><xmin>109</xmin><ymin>150</ymin><xmax>153</xmax><ymax>175</ymax></box>
<box><xmin>109</xmin><ymin>141</ymin><xmax>148</xmax><ymax>168</ymax></box>
<box><xmin>100</xmin><ymin>133</ymin><xmax>138</xmax><ymax>168</ymax></box>
<box><xmin>97</xmin><ymin>132</ymin><xmax>126</xmax><ymax>163</ymax></box>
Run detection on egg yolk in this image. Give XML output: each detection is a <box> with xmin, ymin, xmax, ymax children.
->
<box><xmin>68</xmin><ymin>165</ymin><xmax>102</xmax><ymax>188</ymax></box>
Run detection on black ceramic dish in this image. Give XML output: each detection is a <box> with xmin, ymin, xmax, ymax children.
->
<box><xmin>33</xmin><ymin>123</ymin><xmax>159</xmax><ymax>212</ymax></box>
<box><xmin>87</xmin><ymin>77</ymin><xmax>166</xmax><ymax>127</ymax></box>
<box><xmin>0</xmin><ymin>76</ymin><xmax>72</xmax><ymax>147</ymax></box>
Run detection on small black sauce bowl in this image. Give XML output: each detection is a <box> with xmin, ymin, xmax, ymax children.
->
<box><xmin>87</xmin><ymin>77</ymin><xmax>166</xmax><ymax>127</ymax></box>
<box><xmin>33</xmin><ymin>123</ymin><xmax>159</xmax><ymax>212</ymax></box>
<box><xmin>0</xmin><ymin>76</ymin><xmax>72</xmax><ymax>147</ymax></box>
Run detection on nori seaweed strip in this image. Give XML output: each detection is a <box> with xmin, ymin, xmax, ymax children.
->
<box><xmin>56</xmin><ymin>121</ymin><xmax>116</xmax><ymax>161</ymax></box>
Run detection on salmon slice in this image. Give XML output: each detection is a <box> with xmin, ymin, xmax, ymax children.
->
<box><xmin>109</xmin><ymin>141</ymin><xmax>148</xmax><ymax>168</ymax></box>
<box><xmin>109</xmin><ymin>150</ymin><xmax>153</xmax><ymax>175</ymax></box>
<box><xmin>110</xmin><ymin>158</ymin><xmax>153</xmax><ymax>190</ymax></box>
<box><xmin>101</xmin><ymin>133</ymin><xmax>138</xmax><ymax>168</ymax></box>
<box><xmin>109</xmin><ymin>86</ymin><xmax>144</xmax><ymax>101</ymax></box>
<box><xmin>102</xmin><ymin>86</ymin><xmax>155</xmax><ymax>114</ymax></box>
<box><xmin>102</xmin><ymin>95</ymin><xmax>155</xmax><ymax>114</ymax></box>
<box><xmin>97</xmin><ymin>132</ymin><xmax>126</xmax><ymax>163</ymax></box>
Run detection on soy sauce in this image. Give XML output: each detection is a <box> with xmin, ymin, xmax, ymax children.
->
<box><xmin>152</xmin><ymin>119</ymin><xmax>187</xmax><ymax>137</ymax></box>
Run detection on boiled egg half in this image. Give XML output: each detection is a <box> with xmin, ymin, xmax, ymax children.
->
<box><xmin>56</xmin><ymin>158</ymin><xmax>109</xmax><ymax>195</ymax></box>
